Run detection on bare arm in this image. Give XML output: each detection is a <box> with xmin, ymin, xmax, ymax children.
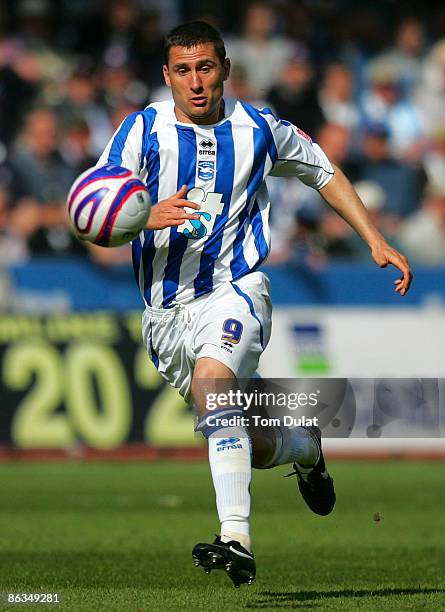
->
<box><xmin>319</xmin><ymin>164</ymin><xmax>413</xmax><ymax>295</ymax></box>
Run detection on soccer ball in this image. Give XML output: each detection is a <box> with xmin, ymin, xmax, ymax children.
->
<box><xmin>67</xmin><ymin>164</ymin><xmax>151</xmax><ymax>247</ymax></box>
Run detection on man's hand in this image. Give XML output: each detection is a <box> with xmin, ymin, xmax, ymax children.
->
<box><xmin>370</xmin><ymin>240</ymin><xmax>413</xmax><ymax>296</ymax></box>
<box><xmin>146</xmin><ymin>185</ymin><xmax>200</xmax><ymax>230</ymax></box>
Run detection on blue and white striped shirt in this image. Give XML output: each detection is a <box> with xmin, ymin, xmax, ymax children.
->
<box><xmin>98</xmin><ymin>99</ymin><xmax>334</xmax><ymax>308</ymax></box>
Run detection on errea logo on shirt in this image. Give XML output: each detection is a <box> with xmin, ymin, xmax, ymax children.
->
<box><xmin>200</xmin><ymin>139</ymin><xmax>214</xmax><ymax>148</ymax></box>
<box><xmin>199</xmin><ymin>139</ymin><xmax>216</xmax><ymax>155</ymax></box>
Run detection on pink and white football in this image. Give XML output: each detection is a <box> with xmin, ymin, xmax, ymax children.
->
<box><xmin>67</xmin><ymin>164</ymin><xmax>151</xmax><ymax>247</ymax></box>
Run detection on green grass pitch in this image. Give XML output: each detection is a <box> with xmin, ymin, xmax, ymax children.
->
<box><xmin>1</xmin><ymin>460</ymin><xmax>444</xmax><ymax>611</ymax></box>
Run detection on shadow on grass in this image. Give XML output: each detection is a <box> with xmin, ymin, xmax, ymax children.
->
<box><xmin>247</xmin><ymin>587</ymin><xmax>445</xmax><ymax>608</ymax></box>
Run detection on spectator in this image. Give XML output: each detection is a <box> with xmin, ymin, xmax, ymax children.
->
<box><xmin>361</xmin><ymin>58</ymin><xmax>425</xmax><ymax>158</ymax></box>
<box><xmin>371</xmin><ymin>17</ymin><xmax>426</xmax><ymax>97</ymax></box>
<box><xmin>318</xmin><ymin>62</ymin><xmax>360</xmax><ymax>135</ymax></box>
<box><xmin>316</xmin><ymin>123</ymin><xmax>352</xmax><ymax>168</ymax></box>
<box><xmin>13</xmin><ymin>0</ymin><xmax>67</xmax><ymax>82</ymax></box>
<box><xmin>109</xmin><ymin>101</ymin><xmax>140</xmax><ymax>131</ymax></box>
<box><xmin>60</xmin><ymin>118</ymin><xmax>96</xmax><ymax>175</ymax></box>
<box><xmin>57</xmin><ymin>61</ymin><xmax>113</xmax><ymax>158</ymax></box>
<box><xmin>0</xmin><ymin>41</ymin><xmax>42</xmax><ymax>146</ymax></box>
<box><xmin>9</xmin><ymin>107</ymin><xmax>76</xmax><ymax>203</ymax></box>
<box><xmin>288</xmin><ymin>209</ymin><xmax>327</xmax><ymax>269</ymax></box>
<box><xmin>225</xmin><ymin>2</ymin><xmax>294</xmax><ymax>96</ymax></box>
<box><xmin>423</xmin><ymin>125</ymin><xmax>445</xmax><ymax>193</ymax></box>
<box><xmin>319</xmin><ymin>211</ymin><xmax>357</xmax><ymax>260</ymax></box>
<box><xmin>356</xmin><ymin>123</ymin><xmax>425</xmax><ymax>218</ymax></box>
<box><xmin>99</xmin><ymin>0</ymin><xmax>139</xmax><ymax>70</ymax></box>
<box><xmin>225</xmin><ymin>63</ymin><xmax>268</xmax><ymax>108</ymax></box>
<box><xmin>397</xmin><ymin>184</ymin><xmax>445</xmax><ymax>264</ymax></box>
<box><xmin>99</xmin><ymin>63</ymin><xmax>149</xmax><ymax>116</ymax></box>
<box><xmin>8</xmin><ymin>107</ymin><xmax>87</xmax><ymax>257</ymax></box>
<box><xmin>266</xmin><ymin>45</ymin><xmax>325</xmax><ymax>136</ymax></box>
<box><xmin>25</xmin><ymin>200</ymin><xmax>88</xmax><ymax>258</ymax></box>
<box><xmin>320</xmin><ymin>180</ymin><xmax>394</xmax><ymax>261</ymax></box>
<box><xmin>416</xmin><ymin>40</ymin><xmax>445</xmax><ymax>138</ymax></box>
<box><xmin>0</xmin><ymin>186</ymin><xmax>29</xmax><ymax>265</ymax></box>
<box><xmin>132</xmin><ymin>11</ymin><xmax>166</xmax><ymax>89</ymax></box>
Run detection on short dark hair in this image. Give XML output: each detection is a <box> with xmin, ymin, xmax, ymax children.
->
<box><xmin>164</xmin><ymin>21</ymin><xmax>226</xmax><ymax>65</ymax></box>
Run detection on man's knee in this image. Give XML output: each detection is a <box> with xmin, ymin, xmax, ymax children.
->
<box><xmin>192</xmin><ymin>357</ymin><xmax>236</xmax><ymax>417</ymax></box>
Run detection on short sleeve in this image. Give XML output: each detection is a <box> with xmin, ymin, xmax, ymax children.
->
<box><xmin>261</xmin><ymin>109</ymin><xmax>334</xmax><ymax>189</ymax></box>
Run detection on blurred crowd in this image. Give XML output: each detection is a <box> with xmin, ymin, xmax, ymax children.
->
<box><xmin>1</xmin><ymin>0</ymin><xmax>445</xmax><ymax>270</ymax></box>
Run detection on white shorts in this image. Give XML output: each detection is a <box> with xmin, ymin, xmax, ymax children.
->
<box><xmin>141</xmin><ymin>271</ymin><xmax>272</xmax><ymax>401</ymax></box>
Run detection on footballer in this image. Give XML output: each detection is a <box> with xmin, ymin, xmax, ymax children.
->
<box><xmin>97</xmin><ymin>22</ymin><xmax>412</xmax><ymax>587</ymax></box>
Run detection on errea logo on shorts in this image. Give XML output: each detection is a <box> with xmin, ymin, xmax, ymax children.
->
<box><xmin>216</xmin><ymin>437</ymin><xmax>243</xmax><ymax>452</ymax></box>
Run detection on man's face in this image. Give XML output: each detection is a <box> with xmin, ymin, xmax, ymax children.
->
<box><xmin>163</xmin><ymin>43</ymin><xmax>230</xmax><ymax>125</ymax></box>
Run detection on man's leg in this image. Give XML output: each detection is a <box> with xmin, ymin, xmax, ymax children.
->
<box><xmin>192</xmin><ymin>361</ymin><xmax>327</xmax><ymax>549</ymax></box>
<box><xmin>192</xmin><ymin>357</ymin><xmax>257</xmax><ymax>587</ymax></box>
<box><xmin>192</xmin><ymin>357</ymin><xmax>253</xmax><ymax>551</ymax></box>
<box><xmin>246</xmin><ymin>379</ymin><xmax>335</xmax><ymax>516</ymax></box>
<box><xmin>191</xmin><ymin>361</ymin><xmax>335</xmax><ymax>587</ymax></box>
<box><xmin>246</xmin><ymin>383</ymin><xmax>319</xmax><ymax>470</ymax></box>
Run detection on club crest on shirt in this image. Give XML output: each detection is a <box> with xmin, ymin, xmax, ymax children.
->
<box><xmin>198</xmin><ymin>160</ymin><xmax>215</xmax><ymax>181</ymax></box>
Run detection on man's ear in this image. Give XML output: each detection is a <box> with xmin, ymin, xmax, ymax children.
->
<box><xmin>163</xmin><ymin>64</ymin><xmax>171</xmax><ymax>87</ymax></box>
<box><xmin>223</xmin><ymin>58</ymin><xmax>231</xmax><ymax>81</ymax></box>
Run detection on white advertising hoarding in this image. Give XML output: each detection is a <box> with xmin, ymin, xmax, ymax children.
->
<box><xmin>259</xmin><ymin>307</ymin><xmax>445</xmax><ymax>454</ymax></box>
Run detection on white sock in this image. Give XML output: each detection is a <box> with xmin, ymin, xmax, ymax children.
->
<box><xmin>220</xmin><ymin>531</ymin><xmax>252</xmax><ymax>553</ymax></box>
<box><xmin>265</xmin><ymin>426</ymin><xmax>319</xmax><ymax>468</ymax></box>
<box><xmin>208</xmin><ymin>428</ymin><xmax>252</xmax><ymax>552</ymax></box>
